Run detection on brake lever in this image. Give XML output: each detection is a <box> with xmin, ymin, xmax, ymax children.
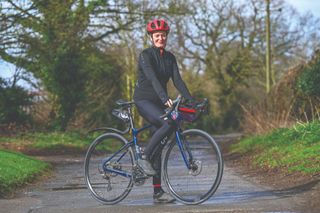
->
<box><xmin>160</xmin><ymin>106</ymin><xmax>174</xmax><ymax>119</ymax></box>
<box><xmin>160</xmin><ymin>95</ymin><xmax>182</xmax><ymax>119</ymax></box>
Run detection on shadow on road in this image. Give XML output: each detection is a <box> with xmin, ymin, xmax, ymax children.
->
<box><xmin>273</xmin><ymin>179</ymin><xmax>319</xmax><ymax>197</ymax></box>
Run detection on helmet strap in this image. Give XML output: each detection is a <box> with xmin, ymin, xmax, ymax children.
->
<box><xmin>149</xmin><ymin>34</ymin><xmax>153</xmax><ymax>43</ymax></box>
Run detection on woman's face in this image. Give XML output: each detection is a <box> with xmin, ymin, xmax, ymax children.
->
<box><xmin>151</xmin><ymin>31</ymin><xmax>167</xmax><ymax>48</ymax></box>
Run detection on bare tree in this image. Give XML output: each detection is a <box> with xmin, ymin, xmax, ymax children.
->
<box><xmin>170</xmin><ymin>0</ymin><xmax>320</xmax><ymax>128</ymax></box>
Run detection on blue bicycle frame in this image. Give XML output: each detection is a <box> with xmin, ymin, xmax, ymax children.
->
<box><xmin>100</xmin><ymin>124</ymin><xmax>152</xmax><ymax>178</ymax></box>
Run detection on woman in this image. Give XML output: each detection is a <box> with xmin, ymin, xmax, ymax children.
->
<box><xmin>133</xmin><ymin>19</ymin><xmax>194</xmax><ymax>203</ymax></box>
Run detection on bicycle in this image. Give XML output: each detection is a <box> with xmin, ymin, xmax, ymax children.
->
<box><xmin>84</xmin><ymin>95</ymin><xmax>223</xmax><ymax>205</ymax></box>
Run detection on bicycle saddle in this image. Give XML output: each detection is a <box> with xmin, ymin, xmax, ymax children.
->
<box><xmin>116</xmin><ymin>99</ymin><xmax>135</xmax><ymax>107</ymax></box>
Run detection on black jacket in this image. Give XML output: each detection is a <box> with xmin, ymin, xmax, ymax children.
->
<box><xmin>133</xmin><ymin>47</ymin><xmax>193</xmax><ymax>104</ymax></box>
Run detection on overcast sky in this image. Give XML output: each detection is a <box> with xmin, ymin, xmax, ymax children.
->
<box><xmin>286</xmin><ymin>0</ymin><xmax>320</xmax><ymax>17</ymax></box>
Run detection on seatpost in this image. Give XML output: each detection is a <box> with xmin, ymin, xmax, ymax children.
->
<box><xmin>127</xmin><ymin>106</ymin><xmax>134</xmax><ymax>129</ymax></box>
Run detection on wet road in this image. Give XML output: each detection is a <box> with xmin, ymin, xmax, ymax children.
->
<box><xmin>0</xmin><ymin>135</ymin><xmax>307</xmax><ymax>213</ymax></box>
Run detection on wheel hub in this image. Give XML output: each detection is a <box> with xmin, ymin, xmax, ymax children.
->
<box><xmin>105</xmin><ymin>161</ymin><xmax>122</xmax><ymax>177</ymax></box>
<box><xmin>189</xmin><ymin>160</ymin><xmax>202</xmax><ymax>176</ymax></box>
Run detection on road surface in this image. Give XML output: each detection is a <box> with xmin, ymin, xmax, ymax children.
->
<box><xmin>0</xmin><ymin>135</ymin><xmax>316</xmax><ymax>213</ymax></box>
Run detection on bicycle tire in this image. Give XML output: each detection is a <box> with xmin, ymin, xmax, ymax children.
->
<box><xmin>84</xmin><ymin>132</ymin><xmax>134</xmax><ymax>205</ymax></box>
<box><xmin>163</xmin><ymin>129</ymin><xmax>223</xmax><ymax>205</ymax></box>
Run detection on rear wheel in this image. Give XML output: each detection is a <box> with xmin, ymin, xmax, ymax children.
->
<box><xmin>84</xmin><ymin>133</ymin><xmax>134</xmax><ymax>204</ymax></box>
<box><xmin>163</xmin><ymin>129</ymin><xmax>223</xmax><ymax>204</ymax></box>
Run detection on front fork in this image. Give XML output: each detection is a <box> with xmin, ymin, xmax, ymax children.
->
<box><xmin>175</xmin><ymin>130</ymin><xmax>194</xmax><ymax>170</ymax></box>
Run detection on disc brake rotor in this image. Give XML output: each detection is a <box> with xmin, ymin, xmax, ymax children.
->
<box><xmin>189</xmin><ymin>160</ymin><xmax>202</xmax><ymax>176</ymax></box>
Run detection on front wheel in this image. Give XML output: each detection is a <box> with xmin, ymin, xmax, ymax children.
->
<box><xmin>84</xmin><ymin>133</ymin><xmax>134</xmax><ymax>205</ymax></box>
<box><xmin>163</xmin><ymin>129</ymin><xmax>223</xmax><ymax>205</ymax></box>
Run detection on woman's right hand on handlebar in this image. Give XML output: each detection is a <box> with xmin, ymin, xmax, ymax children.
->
<box><xmin>165</xmin><ymin>99</ymin><xmax>173</xmax><ymax>108</ymax></box>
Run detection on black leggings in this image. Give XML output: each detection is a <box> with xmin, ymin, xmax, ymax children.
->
<box><xmin>135</xmin><ymin>100</ymin><xmax>175</xmax><ymax>188</ymax></box>
<box><xmin>135</xmin><ymin>100</ymin><xmax>175</xmax><ymax>158</ymax></box>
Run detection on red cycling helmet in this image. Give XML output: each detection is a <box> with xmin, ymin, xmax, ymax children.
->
<box><xmin>146</xmin><ymin>19</ymin><xmax>170</xmax><ymax>34</ymax></box>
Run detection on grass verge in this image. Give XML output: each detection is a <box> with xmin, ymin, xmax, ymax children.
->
<box><xmin>0</xmin><ymin>150</ymin><xmax>50</xmax><ymax>196</ymax></box>
<box><xmin>0</xmin><ymin>131</ymin><xmax>100</xmax><ymax>154</ymax></box>
<box><xmin>0</xmin><ymin>131</ymin><xmax>121</xmax><ymax>195</ymax></box>
<box><xmin>231</xmin><ymin>121</ymin><xmax>320</xmax><ymax>175</ymax></box>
